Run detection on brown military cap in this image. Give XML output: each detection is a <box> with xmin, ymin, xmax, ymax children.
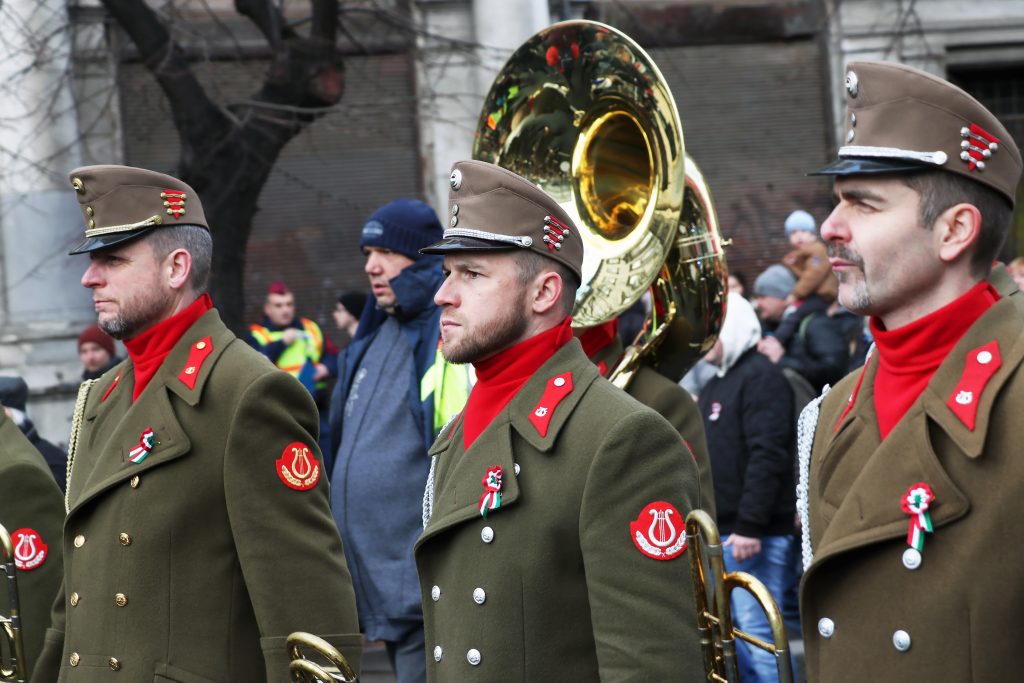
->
<box><xmin>813</xmin><ymin>60</ymin><xmax>1022</xmax><ymax>205</ymax></box>
<box><xmin>67</xmin><ymin>164</ymin><xmax>209</xmax><ymax>255</ymax></box>
<box><xmin>420</xmin><ymin>160</ymin><xmax>584</xmax><ymax>280</ymax></box>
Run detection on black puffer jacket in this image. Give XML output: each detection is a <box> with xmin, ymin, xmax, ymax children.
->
<box><xmin>779</xmin><ymin>311</ymin><xmax>849</xmax><ymax>391</ymax></box>
<box><xmin>699</xmin><ymin>348</ymin><xmax>796</xmax><ymax>537</ymax></box>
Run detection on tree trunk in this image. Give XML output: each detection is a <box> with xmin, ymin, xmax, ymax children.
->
<box><xmin>101</xmin><ymin>0</ymin><xmax>344</xmax><ymax>333</ymax></box>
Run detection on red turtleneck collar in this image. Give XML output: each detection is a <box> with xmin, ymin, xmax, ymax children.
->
<box><xmin>124</xmin><ymin>294</ymin><xmax>213</xmax><ymax>401</ymax></box>
<box><xmin>871</xmin><ymin>281</ymin><xmax>997</xmax><ymax>439</ymax></box>
<box><xmin>462</xmin><ymin>317</ymin><xmax>574</xmax><ymax>449</ymax></box>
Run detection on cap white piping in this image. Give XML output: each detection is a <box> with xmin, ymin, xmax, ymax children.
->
<box><xmin>838</xmin><ymin>145</ymin><xmax>948</xmax><ymax>166</ymax></box>
<box><xmin>443</xmin><ymin>227</ymin><xmax>533</xmax><ymax>248</ymax></box>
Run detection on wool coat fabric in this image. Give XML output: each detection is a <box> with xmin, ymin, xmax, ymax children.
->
<box><xmin>31</xmin><ymin>309</ymin><xmax>360</xmax><ymax>683</ymax></box>
<box><xmin>589</xmin><ymin>336</ymin><xmax>716</xmax><ymax>519</ymax></box>
<box><xmin>801</xmin><ymin>267</ymin><xmax>1024</xmax><ymax>681</ymax></box>
<box><xmin>0</xmin><ymin>412</ymin><xmax>65</xmax><ymax>678</ymax></box>
<box><xmin>416</xmin><ymin>340</ymin><xmax>704</xmax><ymax>682</ymax></box>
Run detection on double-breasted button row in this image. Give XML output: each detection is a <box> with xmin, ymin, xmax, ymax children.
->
<box><xmin>429</xmin><ymin>585</ymin><xmax>485</xmax><ymax>605</ymax></box>
<box><xmin>818</xmin><ymin>617</ymin><xmax>912</xmax><ymax>653</ymax></box>
<box><xmin>430</xmin><ymin>645</ymin><xmax>482</xmax><ymax>665</ymax></box>
<box><xmin>67</xmin><ymin>652</ymin><xmax>121</xmax><ymax>669</ymax></box>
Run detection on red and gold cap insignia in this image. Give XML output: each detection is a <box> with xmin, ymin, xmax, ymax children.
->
<box><xmin>12</xmin><ymin>528</ymin><xmax>48</xmax><ymax>571</ymax></box>
<box><xmin>630</xmin><ymin>501</ymin><xmax>686</xmax><ymax>561</ymax></box>
<box><xmin>161</xmin><ymin>189</ymin><xmax>187</xmax><ymax>219</ymax></box>
<box><xmin>276</xmin><ymin>442</ymin><xmax>320</xmax><ymax>491</ymax></box>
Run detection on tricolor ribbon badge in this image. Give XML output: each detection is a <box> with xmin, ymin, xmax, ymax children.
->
<box><xmin>478</xmin><ymin>465</ymin><xmax>503</xmax><ymax>518</ymax></box>
<box><xmin>128</xmin><ymin>428</ymin><xmax>156</xmax><ymax>464</ymax></box>
<box><xmin>901</xmin><ymin>482</ymin><xmax>935</xmax><ymax>552</ymax></box>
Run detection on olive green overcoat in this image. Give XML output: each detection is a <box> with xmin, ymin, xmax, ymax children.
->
<box><xmin>590</xmin><ymin>337</ymin><xmax>716</xmax><ymax>519</ymax></box>
<box><xmin>31</xmin><ymin>309</ymin><xmax>360</xmax><ymax>683</ymax></box>
<box><xmin>0</xmin><ymin>411</ymin><xmax>65</xmax><ymax>678</ymax></box>
<box><xmin>801</xmin><ymin>268</ymin><xmax>1024</xmax><ymax>681</ymax></box>
<box><xmin>416</xmin><ymin>340</ymin><xmax>703</xmax><ymax>682</ymax></box>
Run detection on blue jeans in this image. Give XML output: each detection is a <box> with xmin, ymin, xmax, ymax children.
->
<box><xmin>385</xmin><ymin>625</ymin><xmax>426</xmax><ymax>683</ymax></box>
<box><xmin>722</xmin><ymin>534</ymin><xmax>799</xmax><ymax>683</ymax></box>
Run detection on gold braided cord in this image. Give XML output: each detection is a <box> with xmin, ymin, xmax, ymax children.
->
<box><xmin>84</xmin><ymin>215</ymin><xmax>162</xmax><ymax>238</ymax></box>
<box><xmin>65</xmin><ymin>380</ymin><xmax>96</xmax><ymax>513</ymax></box>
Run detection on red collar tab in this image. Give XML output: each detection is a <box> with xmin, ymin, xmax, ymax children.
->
<box><xmin>528</xmin><ymin>371</ymin><xmax>573</xmax><ymax>437</ymax></box>
<box><xmin>101</xmin><ymin>371</ymin><xmax>121</xmax><ymax>403</ymax></box>
<box><xmin>834</xmin><ymin>360</ymin><xmax>871</xmax><ymax>433</ymax></box>
<box><xmin>12</xmin><ymin>527</ymin><xmax>48</xmax><ymax>571</ymax></box>
<box><xmin>960</xmin><ymin>123</ymin><xmax>1000</xmax><ymax>172</ymax></box>
<box><xmin>178</xmin><ymin>336</ymin><xmax>214</xmax><ymax>390</ymax></box>
<box><xmin>945</xmin><ymin>341</ymin><xmax>1001</xmax><ymax>431</ymax></box>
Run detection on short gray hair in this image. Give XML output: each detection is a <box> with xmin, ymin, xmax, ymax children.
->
<box><xmin>146</xmin><ymin>225</ymin><xmax>213</xmax><ymax>293</ymax></box>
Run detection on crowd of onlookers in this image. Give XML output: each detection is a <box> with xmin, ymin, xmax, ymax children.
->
<box><xmin>682</xmin><ymin>208</ymin><xmax>872</xmax><ymax>681</ymax></box>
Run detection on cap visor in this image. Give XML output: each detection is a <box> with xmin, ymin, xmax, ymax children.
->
<box><xmin>809</xmin><ymin>157</ymin><xmax>933</xmax><ymax>177</ymax></box>
<box><xmin>68</xmin><ymin>226</ymin><xmax>157</xmax><ymax>255</ymax></box>
<box><xmin>420</xmin><ymin>235</ymin><xmax>521</xmax><ymax>255</ymax></box>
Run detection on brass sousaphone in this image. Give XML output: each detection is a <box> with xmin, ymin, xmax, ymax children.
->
<box><xmin>473</xmin><ymin>20</ymin><xmax>728</xmax><ymax>384</ymax></box>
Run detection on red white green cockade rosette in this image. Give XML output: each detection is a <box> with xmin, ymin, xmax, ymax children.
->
<box><xmin>128</xmin><ymin>428</ymin><xmax>156</xmax><ymax>464</ymax></box>
<box><xmin>901</xmin><ymin>482</ymin><xmax>935</xmax><ymax>552</ymax></box>
<box><xmin>479</xmin><ymin>466</ymin><xmax>503</xmax><ymax>518</ymax></box>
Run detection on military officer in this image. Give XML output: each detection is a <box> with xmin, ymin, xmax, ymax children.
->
<box><xmin>32</xmin><ymin>165</ymin><xmax>361</xmax><ymax>682</ymax></box>
<box><xmin>579</xmin><ymin>323</ymin><xmax>716</xmax><ymax>517</ymax></box>
<box><xmin>0</xmin><ymin>408</ymin><xmax>64</xmax><ymax>678</ymax></box>
<box><xmin>416</xmin><ymin>160</ymin><xmax>703</xmax><ymax>681</ymax></box>
<box><xmin>798</xmin><ymin>61</ymin><xmax>1024</xmax><ymax>681</ymax></box>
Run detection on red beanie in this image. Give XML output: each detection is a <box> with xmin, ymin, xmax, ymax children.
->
<box><xmin>78</xmin><ymin>324</ymin><xmax>115</xmax><ymax>356</ymax></box>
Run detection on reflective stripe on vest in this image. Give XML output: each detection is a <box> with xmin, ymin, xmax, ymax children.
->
<box><xmin>250</xmin><ymin>318</ymin><xmax>324</xmax><ymax>379</ymax></box>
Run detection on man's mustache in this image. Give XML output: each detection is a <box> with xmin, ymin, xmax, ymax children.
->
<box><xmin>828</xmin><ymin>245</ymin><xmax>864</xmax><ymax>269</ymax></box>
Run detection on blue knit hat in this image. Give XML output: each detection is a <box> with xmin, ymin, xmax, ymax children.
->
<box><xmin>784</xmin><ymin>209</ymin><xmax>817</xmax><ymax>236</ymax></box>
<box><xmin>360</xmin><ymin>199</ymin><xmax>443</xmax><ymax>261</ymax></box>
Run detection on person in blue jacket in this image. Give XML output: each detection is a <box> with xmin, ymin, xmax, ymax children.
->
<box><xmin>328</xmin><ymin>199</ymin><xmax>470</xmax><ymax>682</ymax></box>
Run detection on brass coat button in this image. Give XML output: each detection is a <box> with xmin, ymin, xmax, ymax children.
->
<box><xmin>74</xmin><ymin>534</ymin><xmax>85</xmax><ymax>548</ymax></box>
<box><xmin>130</xmin><ymin>475</ymin><xmax>140</xmax><ymax>488</ymax></box>
<box><xmin>70</xmin><ymin>592</ymin><xmax>80</xmax><ymax>607</ymax></box>
<box><xmin>109</xmin><ymin>657</ymin><xmax>121</xmax><ymax>671</ymax></box>
<box><xmin>69</xmin><ymin>652</ymin><xmax>80</xmax><ymax>666</ymax></box>
<box><xmin>114</xmin><ymin>593</ymin><xmax>128</xmax><ymax>607</ymax></box>
<box><xmin>119</xmin><ymin>532</ymin><xmax>132</xmax><ymax>546</ymax></box>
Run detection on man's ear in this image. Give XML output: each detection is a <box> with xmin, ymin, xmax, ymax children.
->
<box><xmin>531</xmin><ymin>270</ymin><xmax>564</xmax><ymax>315</ymax></box>
<box><xmin>936</xmin><ymin>203</ymin><xmax>982</xmax><ymax>264</ymax></box>
<box><xmin>165</xmin><ymin>248</ymin><xmax>193</xmax><ymax>291</ymax></box>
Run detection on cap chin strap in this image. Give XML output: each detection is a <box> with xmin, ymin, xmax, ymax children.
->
<box><xmin>839</xmin><ymin>145</ymin><xmax>948</xmax><ymax>166</ymax></box>
<box><xmin>443</xmin><ymin>227</ymin><xmax>533</xmax><ymax>248</ymax></box>
<box><xmin>84</xmin><ymin>215</ymin><xmax>162</xmax><ymax>238</ymax></box>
